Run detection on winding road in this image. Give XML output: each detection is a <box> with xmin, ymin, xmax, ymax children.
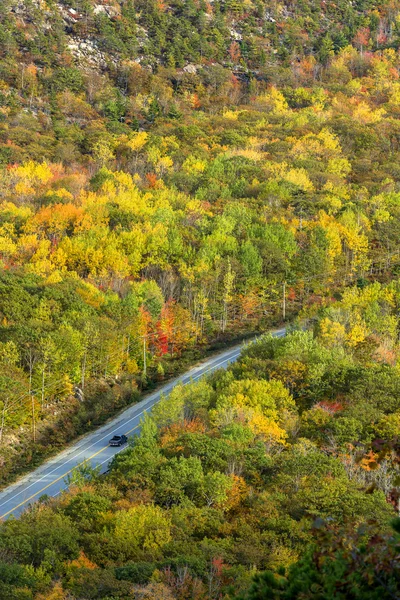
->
<box><xmin>0</xmin><ymin>328</ymin><xmax>285</xmax><ymax>520</ymax></box>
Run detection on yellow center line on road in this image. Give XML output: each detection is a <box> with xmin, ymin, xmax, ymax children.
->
<box><xmin>0</xmin><ymin>347</ymin><xmax>245</xmax><ymax>520</ymax></box>
<box><xmin>0</xmin><ymin>424</ymin><xmax>141</xmax><ymax>520</ymax></box>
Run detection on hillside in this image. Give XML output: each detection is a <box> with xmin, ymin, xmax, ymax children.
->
<box><xmin>2</xmin><ymin>308</ymin><xmax>400</xmax><ymax>598</ymax></box>
<box><xmin>2</xmin><ymin>0</ymin><xmax>400</xmax><ymax>597</ymax></box>
<box><xmin>0</xmin><ymin>0</ymin><xmax>400</xmax><ymax>167</ymax></box>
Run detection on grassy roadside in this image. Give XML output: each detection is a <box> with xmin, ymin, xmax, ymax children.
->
<box><xmin>0</xmin><ymin>321</ymin><xmax>287</xmax><ymax>491</ymax></box>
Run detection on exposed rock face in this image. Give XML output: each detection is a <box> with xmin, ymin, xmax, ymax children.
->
<box><xmin>230</xmin><ymin>29</ymin><xmax>243</xmax><ymax>41</ymax></box>
<box><xmin>67</xmin><ymin>37</ymin><xmax>112</xmax><ymax>69</ymax></box>
<box><xmin>93</xmin><ymin>3</ymin><xmax>120</xmax><ymax>18</ymax></box>
<box><xmin>183</xmin><ymin>64</ymin><xmax>197</xmax><ymax>74</ymax></box>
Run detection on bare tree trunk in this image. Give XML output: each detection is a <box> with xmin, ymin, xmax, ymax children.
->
<box><xmin>143</xmin><ymin>336</ymin><xmax>147</xmax><ymax>376</ymax></box>
<box><xmin>81</xmin><ymin>349</ymin><xmax>87</xmax><ymax>393</ymax></box>
<box><xmin>283</xmin><ymin>280</ymin><xmax>286</xmax><ymax>321</ymax></box>
<box><xmin>25</xmin><ymin>346</ymin><xmax>37</xmax><ymax>443</ymax></box>
<box><xmin>31</xmin><ymin>394</ymin><xmax>36</xmax><ymax>443</ymax></box>
<box><xmin>0</xmin><ymin>398</ymin><xmax>7</xmax><ymax>444</ymax></box>
<box><xmin>41</xmin><ymin>368</ymin><xmax>45</xmax><ymax>411</ymax></box>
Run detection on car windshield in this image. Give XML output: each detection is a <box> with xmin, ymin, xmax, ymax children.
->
<box><xmin>112</xmin><ymin>436</ymin><xmax>121</xmax><ymax>440</ymax></box>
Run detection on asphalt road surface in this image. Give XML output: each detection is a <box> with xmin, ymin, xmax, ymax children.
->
<box><xmin>0</xmin><ymin>328</ymin><xmax>285</xmax><ymax>520</ymax></box>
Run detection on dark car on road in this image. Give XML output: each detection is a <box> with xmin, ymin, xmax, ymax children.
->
<box><xmin>109</xmin><ymin>434</ymin><xmax>128</xmax><ymax>447</ymax></box>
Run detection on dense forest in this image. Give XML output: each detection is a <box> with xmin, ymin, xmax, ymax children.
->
<box><xmin>3</xmin><ymin>304</ymin><xmax>400</xmax><ymax>598</ymax></box>
<box><xmin>2</xmin><ymin>0</ymin><xmax>400</xmax><ymax>597</ymax></box>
